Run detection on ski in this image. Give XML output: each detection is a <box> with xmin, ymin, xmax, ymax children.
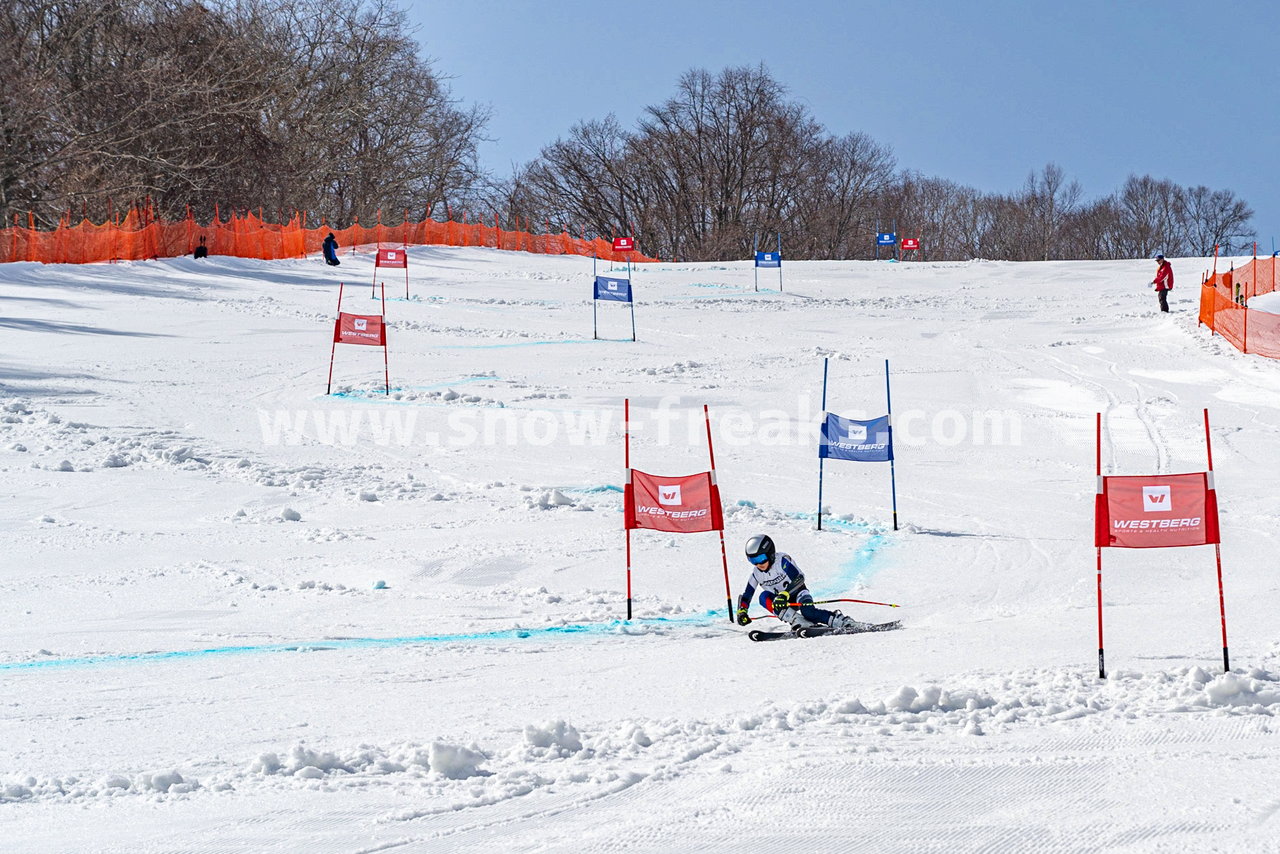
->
<box><xmin>748</xmin><ymin>629</ymin><xmax>797</xmax><ymax>642</ymax></box>
<box><xmin>801</xmin><ymin>620</ymin><xmax>901</xmax><ymax>637</ymax></box>
<box><xmin>748</xmin><ymin>620</ymin><xmax>901</xmax><ymax>641</ymax></box>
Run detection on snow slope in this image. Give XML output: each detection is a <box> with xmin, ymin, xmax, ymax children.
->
<box><xmin>1249</xmin><ymin>290</ymin><xmax>1280</xmax><ymax>314</ymax></box>
<box><xmin>2</xmin><ymin>248</ymin><xmax>1279</xmax><ymax>853</ymax></box>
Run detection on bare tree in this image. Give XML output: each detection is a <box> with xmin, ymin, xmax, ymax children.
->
<box><xmin>797</xmin><ymin>133</ymin><xmax>895</xmax><ymax>259</ymax></box>
<box><xmin>1114</xmin><ymin>174</ymin><xmax>1186</xmax><ymax>259</ymax></box>
<box><xmin>0</xmin><ymin>0</ymin><xmax>490</xmax><ymax>227</ymax></box>
<box><xmin>1</xmin><ymin>0</ymin><xmax>285</xmax><ymax>224</ymax></box>
<box><xmin>1182</xmin><ymin>185</ymin><xmax>1254</xmax><ymax>256</ymax></box>
<box><xmin>1022</xmin><ymin>163</ymin><xmax>1083</xmax><ymax>261</ymax></box>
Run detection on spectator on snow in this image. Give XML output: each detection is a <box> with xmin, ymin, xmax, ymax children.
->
<box><xmin>322</xmin><ymin>232</ymin><xmax>341</xmax><ymax>266</ymax></box>
<box><xmin>1152</xmin><ymin>254</ymin><xmax>1173</xmax><ymax>313</ymax></box>
<box><xmin>193</xmin><ymin>235</ymin><xmax>209</xmax><ymax>259</ymax></box>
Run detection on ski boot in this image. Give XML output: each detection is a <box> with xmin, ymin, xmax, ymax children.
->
<box><xmin>826</xmin><ymin>611</ymin><xmax>860</xmax><ymax>631</ymax></box>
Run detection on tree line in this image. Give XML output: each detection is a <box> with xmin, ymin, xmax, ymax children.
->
<box><xmin>2</xmin><ymin>2</ymin><xmax>1255</xmax><ymax>261</ymax></box>
<box><xmin>1</xmin><ymin>0</ymin><xmax>486</xmax><ymax>230</ymax></box>
<box><xmin>506</xmin><ymin>66</ymin><xmax>1255</xmax><ymax>262</ymax></box>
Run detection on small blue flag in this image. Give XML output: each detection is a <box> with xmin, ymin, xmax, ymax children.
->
<box><xmin>876</xmin><ymin>232</ymin><xmax>897</xmax><ymax>246</ymax></box>
<box><xmin>819</xmin><ymin>413</ymin><xmax>893</xmax><ymax>462</ymax></box>
<box><xmin>594</xmin><ymin>276</ymin><xmax>632</xmax><ymax>302</ymax></box>
<box><xmin>755</xmin><ymin>251</ymin><xmax>781</xmax><ymax>268</ymax></box>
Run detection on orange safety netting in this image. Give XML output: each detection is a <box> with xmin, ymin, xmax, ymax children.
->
<box><xmin>0</xmin><ymin>209</ymin><xmax>660</xmax><ymax>266</ymax></box>
<box><xmin>1199</xmin><ymin>256</ymin><xmax>1280</xmax><ymax>360</ymax></box>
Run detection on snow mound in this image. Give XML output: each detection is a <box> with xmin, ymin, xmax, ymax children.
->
<box><xmin>521</xmin><ymin>720</ymin><xmax>584</xmax><ymax>757</ymax></box>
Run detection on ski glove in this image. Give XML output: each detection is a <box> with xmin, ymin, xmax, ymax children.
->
<box><xmin>771</xmin><ymin>591</ymin><xmax>791</xmax><ymax>614</ymax></box>
<box><xmin>736</xmin><ymin>607</ymin><xmax>751</xmax><ymax>626</ymax></box>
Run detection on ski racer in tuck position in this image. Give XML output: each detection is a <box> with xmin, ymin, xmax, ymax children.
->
<box><xmin>735</xmin><ymin>534</ymin><xmax>861</xmax><ymax>632</ymax></box>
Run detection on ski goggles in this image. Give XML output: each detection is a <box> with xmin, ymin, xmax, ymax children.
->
<box><xmin>747</xmin><ymin>552</ymin><xmax>771</xmax><ymax>565</ymax></box>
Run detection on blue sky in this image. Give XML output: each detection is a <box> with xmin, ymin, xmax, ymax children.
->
<box><xmin>404</xmin><ymin>0</ymin><xmax>1279</xmax><ymax>251</ymax></box>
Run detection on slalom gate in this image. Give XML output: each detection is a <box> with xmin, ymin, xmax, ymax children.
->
<box><xmin>1092</xmin><ymin>409</ymin><xmax>1231</xmax><ymax>679</ymax></box>
<box><xmin>623</xmin><ymin>399</ymin><xmax>733</xmax><ymax>622</ymax></box>
<box><xmin>374</xmin><ymin>246</ymin><xmax>409</xmax><ymax>299</ymax></box>
<box><xmin>327</xmin><ymin>282</ymin><xmax>390</xmax><ymax>395</ymax></box>
<box><xmin>816</xmin><ymin>358</ymin><xmax>899</xmax><ymax>531</ymax></box>
<box><xmin>752</xmin><ymin>232</ymin><xmax>783</xmax><ymax>292</ymax></box>
<box><xmin>592</xmin><ymin>248</ymin><xmax>637</xmax><ymax>341</ymax></box>
<box><xmin>1198</xmin><ymin>254</ymin><xmax>1280</xmax><ymax>359</ymax></box>
<box><xmin>0</xmin><ymin>208</ymin><xmax>663</xmax><ymax>265</ymax></box>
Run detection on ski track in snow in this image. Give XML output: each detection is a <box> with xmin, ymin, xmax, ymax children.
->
<box><xmin>3</xmin><ymin>249</ymin><xmax>1280</xmax><ymax>851</ymax></box>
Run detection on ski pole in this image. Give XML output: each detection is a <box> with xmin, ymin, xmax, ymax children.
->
<box><xmin>738</xmin><ymin>612</ymin><xmax>782</xmax><ymax>623</ymax></box>
<box><xmin>784</xmin><ymin>597</ymin><xmax>900</xmax><ymax>609</ymax></box>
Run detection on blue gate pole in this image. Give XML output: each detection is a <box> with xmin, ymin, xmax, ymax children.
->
<box><xmin>753</xmin><ymin>233</ymin><xmax>759</xmax><ymax>293</ymax></box>
<box><xmin>629</xmin><ymin>295</ymin><xmax>636</xmax><ymax>342</ymax></box>
<box><xmin>886</xmin><ymin>358</ymin><xmax>899</xmax><ymax>531</ymax></box>
<box><xmin>817</xmin><ymin>357</ymin><xmax>829</xmax><ymax>531</ymax></box>
<box><xmin>777</xmin><ymin>233</ymin><xmax>784</xmax><ymax>293</ymax></box>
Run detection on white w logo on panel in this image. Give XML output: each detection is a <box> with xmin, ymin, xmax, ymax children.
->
<box><xmin>354</xmin><ymin>318</ymin><xmax>368</xmax><ymax>330</ymax></box>
<box><xmin>844</xmin><ymin>423</ymin><xmax>868</xmax><ymax>442</ymax></box>
<box><xmin>658</xmin><ymin>485</ymin><xmax>682</xmax><ymax>506</ymax></box>
<box><xmin>1142</xmin><ymin>486</ymin><xmax>1172</xmax><ymax>512</ymax></box>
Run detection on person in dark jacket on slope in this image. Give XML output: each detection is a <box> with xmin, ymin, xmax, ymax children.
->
<box><xmin>322</xmin><ymin>232</ymin><xmax>341</xmax><ymax>266</ymax></box>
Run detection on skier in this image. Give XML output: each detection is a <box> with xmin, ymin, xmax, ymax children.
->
<box><xmin>322</xmin><ymin>232</ymin><xmax>341</xmax><ymax>266</ymax></box>
<box><xmin>735</xmin><ymin>534</ymin><xmax>859</xmax><ymax>632</ymax></box>
<box><xmin>1151</xmin><ymin>253</ymin><xmax>1173</xmax><ymax>312</ymax></box>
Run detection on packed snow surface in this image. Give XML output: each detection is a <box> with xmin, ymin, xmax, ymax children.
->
<box><xmin>1248</xmin><ymin>290</ymin><xmax>1280</xmax><ymax>314</ymax></box>
<box><xmin>2</xmin><ymin>248</ymin><xmax>1279</xmax><ymax>852</ymax></box>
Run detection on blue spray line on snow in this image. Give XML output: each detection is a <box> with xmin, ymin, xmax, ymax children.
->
<box><xmin>829</xmin><ymin>532</ymin><xmax>889</xmax><ymax>595</ymax></box>
<box><xmin>371</xmin><ymin>295</ymin><xmax>441</xmax><ymax>304</ymax></box>
<box><xmin>436</xmin><ymin>339</ymin><xmax>630</xmax><ymax>350</ymax></box>
<box><xmin>779</xmin><ymin>510</ymin><xmax>892</xmax><ymax>595</ymax></box>
<box><xmin>0</xmin><ymin>611</ymin><xmax>723</xmax><ymax>674</ymax></box>
<box><xmin>2</xmin><ymin>517</ymin><xmax>893</xmax><ymax>675</ymax></box>
<box><xmin>556</xmin><ymin>491</ymin><xmax>893</xmax><ymax>599</ymax></box>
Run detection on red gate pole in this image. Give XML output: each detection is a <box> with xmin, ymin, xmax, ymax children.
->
<box><xmin>1204</xmin><ymin>408</ymin><xmax>1230</xmax><ymax>672</ymax></box>
<box><xmin>380</xmin><ymin>281</ymin><xmax>389</xmax><ymax>395</ymax></box>
<box><xmin>625</xmin><ymin>398</ymin><xmax>633</xmax><ymax>620</ymax></box>
<box><xmin>705</xmin><ymin>404</ymin><xmax>733</xmax><ymax>622</ymax></box>
<box><xmin>1096</xmin><ymin>412</ymin><xmax>1106</xmax><ymax>679</ymax></box>
<box><xmin>327</xmin><ymin>282</ymin><xmax>345</xmax><ymax>395</ymax></box>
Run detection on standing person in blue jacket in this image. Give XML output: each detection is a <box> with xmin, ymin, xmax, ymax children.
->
<box><xmin>322</xmin><ymin>232</ymin><xmax>341</xmax><ymax>266</ymax></box>
<box><xmin>735</xmin><ymin>534</ymin><xmax>857</xmax><ymax>631</ymax></box>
